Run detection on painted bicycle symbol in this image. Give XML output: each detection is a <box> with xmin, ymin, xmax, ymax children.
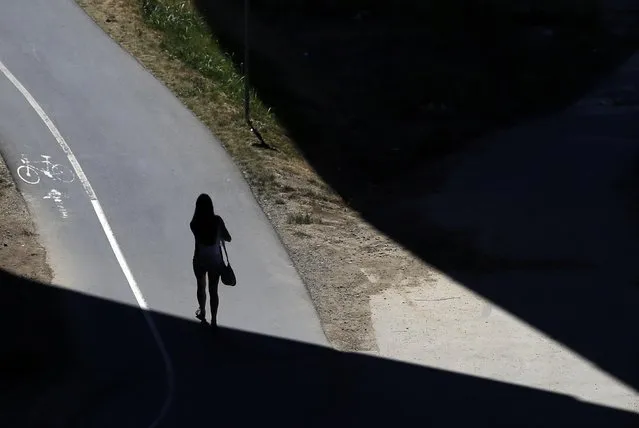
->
<box><xmin>17</xmin><ymin>154</ymin><xmax>75</xmax><ymax>185</ymax></box>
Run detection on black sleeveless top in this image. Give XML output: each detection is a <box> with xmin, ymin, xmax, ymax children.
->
<box><xmin>190</xmin><ymin>215</ymin><xmax>231</xmax><ymax>259</ymax></box>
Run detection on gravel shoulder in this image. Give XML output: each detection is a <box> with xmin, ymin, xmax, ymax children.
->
<box><xmin>0</xmin><ymin>155</ymin><xmax>51</xmax><ymax>285</ymax></box>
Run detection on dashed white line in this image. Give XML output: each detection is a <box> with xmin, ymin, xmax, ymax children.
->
<box><xmin>0</xmin><ymin>58</ymin><xmax>174</xmax><ymax>428</ymax></box>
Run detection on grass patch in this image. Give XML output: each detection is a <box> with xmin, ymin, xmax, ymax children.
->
<box><xmin>300</xmin><ymin>188</ymin><xmax>340</xmax><ymax>204</ymax></box>
<box><xmin>249</xmin><ymin>169</ymin><xmax>277</xmax><ymax>194</ymax></box>
<box><xmin>286</xmin><ymin>211</ymin><xmax>319</xmax><ymax>225</ymax></box>
<box><xmin>140</xmin><ymin>0</ymin><xmax>257</xmax><ymax>111</ymax></box>
<box><xmin>292</xmin><ymin>230</ymin><xmax>312</xmax><ymax>239</ymax></box>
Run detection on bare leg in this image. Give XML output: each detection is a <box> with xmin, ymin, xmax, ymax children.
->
<box><xmin>208</xmin><ymin>272</ymin><xmax>220</xmax><ymax>328</ymax></box>
<box><xmin>196</xmin><ymin>272</ymin><xmax>207</xmax><ymax>321</ymax></box>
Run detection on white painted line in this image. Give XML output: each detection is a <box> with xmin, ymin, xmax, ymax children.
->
<box><xmin>0</xmin><ymin>59</ymin><xmax>174</xmax><ymax>428</ymax></box>
<box><xmin>0</xmin><ymin>63</ymin><xmax>94</xmax><ymax>199</ymax></box>
<box><xmin>91</xmin><ymin>199</ymin><xmax>149</xmax><ymax>308</ymax></box>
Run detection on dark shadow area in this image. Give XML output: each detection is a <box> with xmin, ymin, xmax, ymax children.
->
<box><xmin>1</xmin><ymin>268</ymin><xmax>638</xmax><ymax>427</ymax></box>
<box><xmin>189</xmin><ymin>0</ymin><xmax>639</xmax><ymax>392</ymax></box>
<box><xmin>194</xmin><ymin>0</ymin><xmax>637</xmax><ymax>190</ymax></box>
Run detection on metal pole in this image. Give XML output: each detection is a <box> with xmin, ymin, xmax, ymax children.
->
<box><xmin>243</xmin><ymin>0</ymin><xmax>270</xmax><ymax>149</ymax></box>
<box><xmin>243</xmin><ymin>0</ymin><xmax>250</xmax><ymax>121</ymax></box>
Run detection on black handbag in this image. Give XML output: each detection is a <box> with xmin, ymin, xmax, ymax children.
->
<box><xmin>220</xmin><ymin>240</ymin><xmax>236</xmax><ymax>286</ymax></box>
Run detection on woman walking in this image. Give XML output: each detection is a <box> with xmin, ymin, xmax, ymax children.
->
<box><xmin>190</xmin><ymin>193</ymin><xmax>232</xmax><ymax>330</ymax></box>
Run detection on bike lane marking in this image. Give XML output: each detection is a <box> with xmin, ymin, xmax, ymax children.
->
<box><xmin>16</xmin><ymin>154</ymin><xmax>76</xmax><ymax>185</ymax></box>
<box><xmin>0</xmin><ymin>58</ymin><xmax>174</xmax><ymax>428</ymax></box>
<box><xmin>16</xmin><ymin>154</ymin><xmax>75</xmax><ymax>219</ymax></box>
<box><xmin>42</xmin><ymin>188</ymin><xmax>69</xmax><ymax>219</ymax></box>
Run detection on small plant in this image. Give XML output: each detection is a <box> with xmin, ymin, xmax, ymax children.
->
<box><xmin>287</xmin><ymin>211</ymin><xmax>314</xmax><ymax>225</ymax></box>
<box><xmin>293</xmin><ymin>231</ymin><xmax>312</xmax><ymax>239</ymax></box>
<box><xmin>301</xmin><ymin>188</ymin><xmax>317</xmax><ymax>198</ymax></box>
<box><xmin>253</xmin><ymin>170</ymin><xmax>276</xmax><ymax>187</ymax></box>
<box><xmin>281</xmin><ymin>184</ymin><xmax>295</xmax><ymax>193</ymax></box>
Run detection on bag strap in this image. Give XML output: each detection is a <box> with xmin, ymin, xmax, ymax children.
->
<box><xmin>216</xmin><ymin>216</ymin><xmax>231</xmax><ymax>265</ymax></box>
<box><xmin>221</xmin><ymin>240</ymin><xmax>230</xmax><ymax>266</ymax></box>
<box><xmin>218</xmin><ymin>221</ymin><xmax>229</xmax><ymax>266</ymax></box>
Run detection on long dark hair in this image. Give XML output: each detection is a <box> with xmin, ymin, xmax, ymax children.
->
<box><xmin>191</xmin><ymin>193</ymin><xmax>215</xmax><ymax>230</ymax></box>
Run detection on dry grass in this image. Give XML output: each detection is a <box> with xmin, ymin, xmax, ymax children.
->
<box><xmin>287</xmin><ymin>211</ymin><xmax>319</xmax><ymax>225</ymax></box>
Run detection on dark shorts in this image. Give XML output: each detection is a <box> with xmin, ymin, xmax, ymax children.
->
<box><xmin>193</xmin><ymin>257</ymin><xmax>220</xmax><ymax>278</ymax></box>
